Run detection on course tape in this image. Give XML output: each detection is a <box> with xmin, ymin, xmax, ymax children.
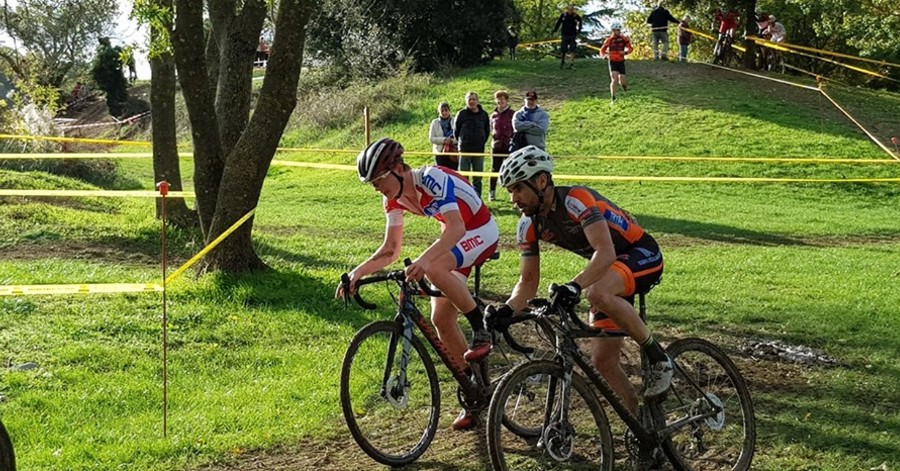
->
<box><xmin>274</xmin><ymin>161</ymin><xmax>900</xmax><ymax>183</ymax></box>
<box><xmin>58</xmin><ymin>111</ymin><xmax>151</xmax><ymax>131</ymax></box>
<box><xmin>682</xmin><ymin>27</ymin><xmax>746</xmax><ymax>53</ymax></box>
<box><xmin>817</xmin><ymin>85</ymin><xmax>900</xmax><ymax>161</ymax></box>
<box><xmin>0</xmin><ymin>134</ymin><xmax>153</xmax><ymax>146</ymax></box>
<box><xmin>164</xmin><ymin>208</ymin><xmax>256</xmax><ymax>285</ymax></box>
<box><xmin>517</xmin><ymin>39</ymin><xmax>561</xmax><ymax>48</ymax></box>
<box><xmin>701</xmin><ymin>60</ymin><xmax>819</xmax><ymax>90</ymax></box>
<box><xmin>746</xmin><ymin>37</ymin><xmax>900</xmax><ymax>69</ymax></box>
<box><xmin>748</xmin><ymin>37</ymin><xmax>900</xmax><ymax>83</ymax></box>
<box><xmin>0</xmin><ymin>189</ymin><xmax>195</xmax><ymax>198</ymax></box>
<box><xmin>0</xmin><ymin>283</ymin><xmax>162</xmax><ymax>296</ymax></box>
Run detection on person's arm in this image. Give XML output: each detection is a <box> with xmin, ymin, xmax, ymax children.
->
<box><xmin>429</xmin><ymin>119</ymin><xmax>447</xmax><ymax>146</ymax></box>
<box><xmin>482</xmin><ymin>112</ymin><xmax>491</xmax><ymax>145</ymax></box>
<box><xmin>513</xmin><ymin>111</ymin><xmax>534</xmax><ymax>131</ymax></box>
<box><xmin>534</xmin><ymin>110</ymin><xmax>549</xmax><ymax>135</ymax></box>
<box><xmin>667</xmin><ymin>10</ymin><xmax>678</xmax><ymax>24</ymax></box>
<box><xmin>453</xmin><ymin>111</ymin><xmax>463</xmax><ymax>139</ymax></box>
<box><xmin>624</xmin><ymin>37</ymin><xmax>634</xmax><ymax>55</ymax></box>
<box><xmin>552</xmin><ymin>14</ymin><xmax>563</xmax><ymax>34</ymax></box>
<box><xmin>406</xmin><ymin>209</ymin><xmax>465</xmax><ymax>281</ymax></box>
<box><xmin>570</xmin><ymin>221</ymin><xmax>617</xmax><ymax>290</ymax></box>
<box><xmin>506</xmin><ymin>254</ymin><xmax>541</xmax><ymax>312</ymax></box>
<box><xmin>337</xmin><ymin>216</ymin><xmax>404</xmax><ymax>297</ymax></box>
<box><xmin>599</xmin><ymin>37</ymin><xmax>610</xmax><ymax>57</ymax></box>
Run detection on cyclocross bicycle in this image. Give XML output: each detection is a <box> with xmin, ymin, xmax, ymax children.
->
<box><xmin>339</xmin><ymin>258</ymin><xmax>537</xmax><ymax>467</ymax></box>
<box><xmin>713</xmin><ymin>33</ymin><xmax>740</xmax><ymax>67</ymax></box>
<box><xmin>0</xmin><ymin>418</ymin><xmax>15</xmax><ymax>471</ymax></box>
<box><xmin>486</xmin><ymin>284</ymin><xmax>756</xmax><ymax>470</ymax></box>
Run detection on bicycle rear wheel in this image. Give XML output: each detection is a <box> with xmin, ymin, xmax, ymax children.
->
<box><xmin>649</xmin><ymin>338</ymin><xmax>756</xmax><ymax>471</ymax></box>
<box><xmin>486</xmin><ymin>360</ymin><xmax>614</xmax><ymax>471</ymax></box>
<box><xmin>0</xmin><ymin>419</ymin><xmax>15</xmax><ymax>471</ymax></box>
<box><xmin>340</xmin><ymin>320</ymin><xmax>440</xmax><ymax>467</ymax></box>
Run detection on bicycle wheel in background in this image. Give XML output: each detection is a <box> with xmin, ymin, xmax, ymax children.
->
<box><xmin>649</xmin><ymin>338</ymin><xmax>756</xmax><ymax>471</ymax></box>
<box><xmin>0</xmin><ymin>419</ymin><xmax>15</xmax><ymax>471</ymax></box>
<box><xmin>340</xmin><ymin>321</ymin><xmax>440</xmax><ymax>467</ymax></box>
<box><xmin>486</xmin><ymin>360</ymin><xmax>614</xmax><ymax>471</ymax></box>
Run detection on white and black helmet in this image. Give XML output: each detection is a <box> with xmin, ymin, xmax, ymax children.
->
<box><xmin>357</xmin><ymin>138</ymin><xmax>404</xmax><ymax>183</ymax></box>
<box><xmin>499</xmin><ymin>145</ymin><xmax>554</xmax><ymax>188</ymax></box>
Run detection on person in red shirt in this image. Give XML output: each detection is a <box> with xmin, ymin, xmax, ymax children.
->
<box><xmin>713</xmin><ymin>8</ymin><xmax>740</xmax><ymax>59</ymax></box>
<box><xmin>599</xmin><ymin>23</ymin><xmax>633</xmax><ymax>103</ymax></box>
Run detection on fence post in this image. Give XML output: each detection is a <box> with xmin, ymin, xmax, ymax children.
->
<box><xmin>363</xmin><ymin>106</ymin><xmax>371</xmax><ymax>147</ymax></box>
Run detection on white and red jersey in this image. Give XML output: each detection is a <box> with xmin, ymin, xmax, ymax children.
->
<box><xmin>384</xmin><ymin>166</ymin><xmax>498</xmax><ymax>273</ymax></box>
<box><xmin>384</xmin><ymin>166</ymin><xmax>492</xmax><ymax>230</ymax></box>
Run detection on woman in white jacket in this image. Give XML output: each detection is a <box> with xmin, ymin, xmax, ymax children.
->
<box><xmin>429</xmin><ymin>101</ymin><xmax>458</xmax><ymax>170</ymax></box>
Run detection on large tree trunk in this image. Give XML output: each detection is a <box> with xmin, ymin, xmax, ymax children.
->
<box><xmin>203</xmin><ymin>0</ymin><xmax>316</xmax><ymax>272</ymax></box>
<box><xmin>172</xmin><ymin>0</ymin><xmax>317</xmax><ymax>273</ymax></box>
<box><xmin>151</xmin><ymin>0</ymin><xmax>196</xmax><ymax>228</ymax></box>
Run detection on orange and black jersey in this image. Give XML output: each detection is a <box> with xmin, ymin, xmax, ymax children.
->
<box><xmin>599</xmin><ymin>34</ymin><xmax>632</xmax><ymax>62</ymax></box>
<box><xmin>517</xmin><ymin>185</ymin><xmax>647</xmax><ymax>258</ymax></box>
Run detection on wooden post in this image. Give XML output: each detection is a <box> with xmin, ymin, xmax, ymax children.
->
<box><xmin>363</xmin><ymin>106</ymin><xmax>371</xmax><ymax>147</ymax></box>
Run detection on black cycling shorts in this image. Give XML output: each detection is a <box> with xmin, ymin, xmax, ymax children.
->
<box><xmin>609</xmin><ymin>60</ymin><xmax>626</xmax><ymax>75</ymax></box>
<box><xmin>561</xmin><ymin>36</ymin><xmax>577</xmax><ymax>55</ymax></box>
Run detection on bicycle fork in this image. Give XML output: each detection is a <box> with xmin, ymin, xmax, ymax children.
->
<box><xmin>380</xmin><ymin>317</ymin><xmax>416</xmax><ymax>407</ymax></box>
<box><xmin>537</xmin><ymin>362</ymin><xmax>576</xmax><ymax>461</ymax></box>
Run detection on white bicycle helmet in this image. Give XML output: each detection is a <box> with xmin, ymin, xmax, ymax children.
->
<box><xmin>611</xmin><ymin>22</ymin><xmax>623</xmax><ymax>30</ymax></box>
<box><xmin>499</xmin><ymin>145</ymin><xmax>554</xmax><ymax>188</ymax></box>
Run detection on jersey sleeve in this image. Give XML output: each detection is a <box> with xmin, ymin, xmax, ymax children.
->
<box><xmin>421</xmin><ymin>167</ymin><xmax>460</xmax><ymax>214</ymax></box>
<box><xmin>516</xmin><ymin>216</ymin><xmax>539</xmax><ymax>257</ymax></box>
<box><xmin>563</xmin><ymin>187</ymin><xmax>605</xmax><ymax>229</ymax></box>
<box><xmin>384</xmin><ymin>197</ymin><xmax>405</xmax><ymax>227</ymax></box>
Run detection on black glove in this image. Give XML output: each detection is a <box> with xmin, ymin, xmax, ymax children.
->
<box><xmin>485</xmin><ymin>303</ymin><xmax>514</xmax><ymax>320</ymax></box>
<box><xmin>554</xmin><ymin>281</ymin><xmax>582</xmax><ymax>307</ymax></box>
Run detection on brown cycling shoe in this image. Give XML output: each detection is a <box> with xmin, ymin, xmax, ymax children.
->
<box><xmin>452</xmin><ymin>409</ymin><xmax>477</xmax><ymax>431</ymax></box>
<box><xmin>463</xmin><ymin>329</ymin><xmax>492</xmax><ymax>362</ymax></box>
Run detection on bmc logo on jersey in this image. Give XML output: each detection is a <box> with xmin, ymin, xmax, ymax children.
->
<box><xmin>460</xmin><ymin>235</ymin><xmax>484</xmax><ymax>252</ymax></box>
<box><xmin>422</xmin><ymin>174</ymin><xmax>443</xmax><ymax>194</ymax></box>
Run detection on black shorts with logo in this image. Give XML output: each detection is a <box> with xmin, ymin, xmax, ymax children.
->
<box><xmin>609</xmin><ymin>60</ymin><xmax>626</xmax><ymax>74</ymax></box>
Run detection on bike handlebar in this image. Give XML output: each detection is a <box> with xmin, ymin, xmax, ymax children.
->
<box><xmin>340</xmin><ymin>258</ymin><xmax>443</xmax><ymax>310</ymax></box>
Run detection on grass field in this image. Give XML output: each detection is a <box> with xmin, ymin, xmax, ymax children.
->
<box><xmin>1</xmin><ymin>58</ymin><xmax>899</xmax><ymax>470</ymax></box>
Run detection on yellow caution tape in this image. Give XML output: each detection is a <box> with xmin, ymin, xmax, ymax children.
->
<box><xmin>517</xmin><ymin>39</ymin><xmax>561</xmax><ymax>48</ymax></box>
<box><xmin>272</xmin><ymin>160</ymin><xmax>355</xmax><ymax>171</ymax></box>
<box><xmin>749</xmin><ymin>37</ymin><xmax>900</xmax><ymax>83</ymax></box>
<box><xmin>0</xmin><ymin>189</ymin><xmax>195</xmax><ymax>197</ymax></box>
<box><xmin>0</xmin><ymin>134</ymin><xmax>153</xmax><ymax>146</ymax></box>
<box><xmin>0</xmin><ymin>152</ymin><xmax>181</xmax><ymax>159</ymax></box>
<box><xmin>276</xmin><ymin>147</ymin><xmax>358</xmax><ymax>154</ymax></box>
<box><xmin>164</xmin><ymin>208</ymin><xmax>256</xmax><ymax>285</ymax></box>
<box><xmin>746</xmin><ymin>36</ymin><xmax>900</xmax><ymax>69</ymax></box>
<box><xmin>0</xmin><ymin>283</ymin><xmax>162</xmax><ymax>296</ymax></box>
<box><xmin>702</xmin><ymin>61</ymin><xmax>819</xmax><ymax>90</ymax></box>
<box><xmin>682</xmin><ymin>27</ymin><xmax>746</xmax><ymax>52</ymax></box>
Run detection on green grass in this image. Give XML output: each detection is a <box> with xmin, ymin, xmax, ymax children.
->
<box><xmin>1</xmin><ymin>57</ymin><xmax>900</xmax><ymax>470</ymax></box>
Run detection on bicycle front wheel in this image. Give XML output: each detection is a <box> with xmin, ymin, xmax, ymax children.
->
<box><xmin>340</xmin><ymin>320</ymin><xmax>440</xmax><ymax>467</ymax></box>
<box><xmin>486</xmin><ymin>360</ymin><xmax>614</xmax><ymax>471</ymax></box>
<box><xmin>649</xmin><ymin>338</ymin><xmax>756</xmax><ymax>471</ymax></box>
<box><xmin>0</xmin><ymin>419</ymin><xmax>15</xmax><ymax>471</ymax></box>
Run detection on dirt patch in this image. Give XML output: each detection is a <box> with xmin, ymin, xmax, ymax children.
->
<box><xmin>0</xmin><ymin>240</ymin><xmax>163</xmax><ymax>266</ymax></box>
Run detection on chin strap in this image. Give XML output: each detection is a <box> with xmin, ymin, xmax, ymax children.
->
<box><xmin>523</xmin><ymin>179</ymin><xmax>548</xmax><ymax>240</ymax></box>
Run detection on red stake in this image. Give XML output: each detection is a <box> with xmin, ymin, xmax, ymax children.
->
<box><xmin>156</xmin><ymin>181</ymin><xmax>170</xmax><ymax>437</ymax></box>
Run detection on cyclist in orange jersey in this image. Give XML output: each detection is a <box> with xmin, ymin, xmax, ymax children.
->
<box><xmin>599</xmin><ymin>23</ymin><xmax>633</xmax><ymax>103</ymax></box>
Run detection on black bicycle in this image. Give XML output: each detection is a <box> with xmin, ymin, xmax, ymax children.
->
<box><xmin>0</xmin><ymin>419</ymin><xmax>15</xmax><ymax>471</ymax></box>
<box><xmin>712</xmin><ymin>32</ymin><xmax>740</xmax><ymax>67</ymax></box>
<box><xmin>486</xmin><ymin>285</ymin><xmax>756</xmax><ymax>470</ymax></box>
<box><xmin>339</xmin><ymin>258</ymin><xmax>538</xmax><ymax>466</ymax></box>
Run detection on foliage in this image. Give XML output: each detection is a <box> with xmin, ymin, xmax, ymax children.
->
<box><xmin>513</xmin><ymin>0</ymin><xmax>590</xmax><ymax>42</ymax></box>
<box><xmin>306</xmin><ymin>0</ymin><xmax>515</xmax><ymax>79</ymax></box>
<box><xmin>0</xmin><ymin>0</ymin><xmax>118</xmax><ymax>88</ymax></box>
<box><xmin>90</xmin><ymin>38</ymin><xmax>129</xmax><ymax>118</ymax></box>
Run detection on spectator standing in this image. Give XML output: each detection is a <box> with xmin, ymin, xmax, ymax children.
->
<box><xmin>256</xmin><ymin>36</ymin><xmax>270</xmax><ymax>67</ymax></box>
<box><xmin>677</xmin><ymin>15</ymin><xmax>693</xmax><ymax>61</ymax></box>
<box><xmin>646</xmin><ymin>1</ymin><xmax>679</xmax><ymax>60</ymax></box>
<box><xmin>766</xmin><ymin>16</ymin><xmax>786</xmax><ymax>43</ymax></box>
<box><xmin>552</xmin><ymin>5</ymin><xmax>582</xmax><ymax>69</ymax></box>
<box><xmin>429</xmin><ymin>101</ymin><xmax>458</xmax><ymax>170</ymax></box>
<box><xmin>600</xmin><ymin>23</ymin><xmax>633</xmax><ymax>103</ymax></box>
<box><xmin>513</xmin><ymin>90</ymin><xmax>550</xmax><ymax>151</ymax></box>
<box><xmin>454</xmin><ymin>92</ymin><xmax>491</xmax><ymax>197</ymax></box>
<box><xmin>507</xmin><ymin>26</ymin><xmax>519</xmax><ymax>60</ymax></box>
<box><xmin>489</xmin><ymin>90</ymin><xmax>515</xmax><ymax>201</ymax></box>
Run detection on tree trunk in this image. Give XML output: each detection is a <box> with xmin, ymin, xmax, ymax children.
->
<box><xmin>151</xmin><ymin>0</ymin><xmax>197</xmax><ymax>228</ymax></box>
<box><xmin>172</xmin><ymin>0</ymin><xmax>317</xmax><ymax>273</ymax></box>
<box><xmin>202</xmin><ymin>0</ymin><xmax>316</xmax><ymax>272</ymax></box>
<box><xmin>741</xmin><ymin>0</ymin><xmax>758</xmax><ymax>69</ymax></box>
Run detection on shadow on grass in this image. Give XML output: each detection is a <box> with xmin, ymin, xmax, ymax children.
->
<box><xmin>635</xmin><ymin>213</ymin><xmax>809</xmax><ymax>247</ymax></box>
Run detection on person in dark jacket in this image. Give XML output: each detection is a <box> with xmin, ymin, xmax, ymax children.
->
<box><xmin>454</xmin><ymin>91</ymin><xmax>491</xmax><ymax>197</ymax></box>
<box><xmin>677</xmin><ymin>15</ymin><xmax>693</xmax><ymax>61</ymax></box>
<box><xmin>552</xmin><ymin>5</ymin><xmax>582</xmax><ymax>69</ymax></box>
<box><xmin>507</xmin><ymin>26</ymin><xmax>519</xmax><ymax>60</ymax></box>
<box><xmin>489</xmin><ymin>90</ymin><xmax>515</xmax><ymax>201</ymax></box>
<box><xmin>646</xmin><ymin>1</ymin><xmax>679</xmax><ymax>60</ymax></box>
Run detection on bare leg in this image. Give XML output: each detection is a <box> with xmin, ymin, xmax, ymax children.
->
<box><xmin>591</xmin><ymin>337</ymin><xmax>639</xmax><ymax>414</ymax></box>
<box><xmin>610</xmin><ymin>71</ymin><xmax>619</xmax><ymax>98</ymax></box>
<box><xmin>425</xmin><ymin>251</ymin><xmax>477</xmax><ymax>367</ymax></box>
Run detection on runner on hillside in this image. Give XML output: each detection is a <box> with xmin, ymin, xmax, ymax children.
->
<box><xmin>599</xmin><ymin>23</ymin><xmax>633</xmax><ymax>103</ymax></box>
